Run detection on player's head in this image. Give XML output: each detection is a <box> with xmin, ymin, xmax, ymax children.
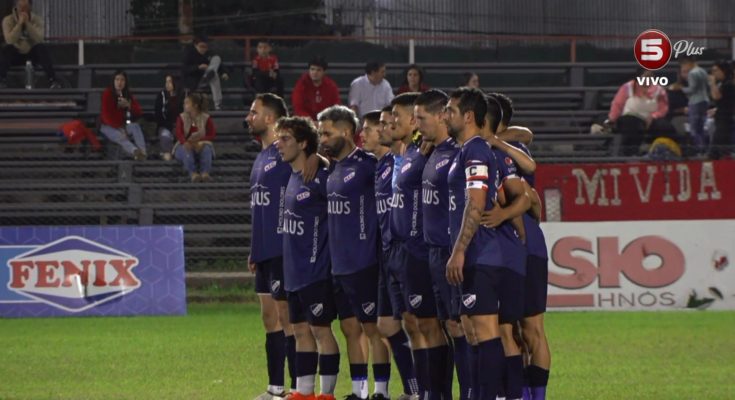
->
<box><xmin>317</xmin><ymin>105</ymin><xmax>359</xmax><ymax>158</ymax></box>
<box><xmin>487</xmin><ymin>92</ymin><xmax>513</xmax><ymax>130</ymax></box>
<box><xmin>257</xmin><ymin>40</ymin><xmax>272</xmax><ymax>56</ymax></box>
<box><xmin>360</xmin><ymin>111</ymin><xmax>384</xmax><ymax>154</ymax></box>
<box><xmin>193</xmin><ymin>35</ymin><xmax>209</xmax><ymax>55</ymax></box>
<box><xmin>390</xmin><ymin>92</ymin><xmax>420</xmax><ymax>141</ymax></box>
<box><xmin>247</xmin><ymin>93</ymin><xmax>288</xmax><ymax>137</ymax></box>
<box><xmin>184</xmin><ymin>92</ymin><xmax>208</xmax><ymax>114</ymax></box>
<box><xmin>366</xmin><ymin>61</ymin><xmax>386</xmax><ymax>85</ymax></box>
<box><xmin>275</xmin><ymin>116</ymin><xmax>319</xmax><ymax>164</ymax></box>
<box><xmin>484</xmin><ymin>95</ymin><xmax>503</xmax><ymax>136</ymax></box>
<box><xmin>711</xmin><ymin>59</ymin><xmax>734</xmax><ymax>82</ymax></box>
<box><xmin>414</xmin><ymin>89</ymin><xmax>449</xmax><ymax>143</ymax></box>
<box><xmin>308</xmin><ymin>56</ymin><xmax>328</xmax><ymax>84</ymax></box>
<box><xmin>446</xmin><ymin>87</ymin><xmax>487</xmax><ymax>139</ymax></box>
<box><xmin>379</xmin><ymin>105</ymin><xmax>396</xmax><ymax>147</ymax></box>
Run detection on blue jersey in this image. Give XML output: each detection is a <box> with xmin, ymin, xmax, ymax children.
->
<box><xmin>282</xmin><ymin>166</ymin><xmax>331</xmax><ymax>292</ymax></box>
<box><xmin>250</xmin><ymin>142</ymin><xmax>291</xmax><ymax>263</ymax></box>
<box><xmin>375</xmin><ymin>153</ymin><xmax>395</xmax><ymax>251</ymax></box>
<box><xmin>422</xmin><ymin>137</ymin><xmax>459</xmax><ymax>248</ymax></box>
<box><xmin>327</xmin><ymin>147</ymin><xmax>379</xmax><ymax>275</ymax></box>
<box><xmin>508</xmin><ymin>141</ymin><xmax>535</xmax><ymax>188</ymax></box>
<box><xmin>508</xmin><ymin>141</ymin><xmax>548</xmax><ymax>259</ymax></box>
<box><xmin>390</xmin><ymin>143</ymin><xmax>429</xmax><ymax>260</ymax></box>
<box><xmin>447</xmin><ymin>135</ymin><xmax>503</xmax><ymax>268</ymax></box>
<box><xmin>493</xmin><ymin>148</ymin><xmax>527</xmax><ymax>275</ymax></box>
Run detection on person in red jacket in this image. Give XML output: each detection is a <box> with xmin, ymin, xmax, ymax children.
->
<box><xmin>174</xmin><ymin>92</ymin><xmax>216</xmax><ymax>182</ymax></box>
<box><xmin>291</xmin><ymin>56</ymin><xmax>341</xmax><ymax>121</ymax></box>
<box><xmin>99</xmin><ymin>70</ymin><xmax>146</xmax><ymax>160</ymax></box>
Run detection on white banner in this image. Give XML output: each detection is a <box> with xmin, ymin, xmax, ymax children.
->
<box><xmin>541</xmin><ymin>220</ymin><xmax>735</xmax><ymax>310</ymax></box>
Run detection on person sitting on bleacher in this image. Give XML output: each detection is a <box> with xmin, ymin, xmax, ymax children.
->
<box><xmin>174</xmin><ymin>92</ymin><xmax>216</xmax><ymax>183</ymax></box>
<box><xmin>155</xmin><ymin>74</ymin><xmax>184</xmax><ymax>161</ymax></box>
<box><xmin>291</xmin><ymin>56</ymin><xmax>341</xmax><ymax>121</ymax></box>
<box><xmin>100</xmin><ymin>70</ymin><xmax>146</xmax><ymax>161</ymax></box>
<box><xmin>251</xmin><ymin>40</ymin><xmax>284</xmax><ymax>98</ymax></box>
<box><xmin>182</xmin><ymin>35</ymin><xmax>229</xmax><ymax>111</ymax></box>
<box><xmin>0</xmin><ymin>0</ymin><xmax>60</xmax><ymax>89</ymax></box>
<box><xmin>607</xmin><ymin>68</ymin><xmax>669</xmax><ymax>155</ymax></box>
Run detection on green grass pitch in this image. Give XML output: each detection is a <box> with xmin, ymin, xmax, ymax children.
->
<box><xmin>1</xmin><ymin>304</ymin><xmax>733</xmax><ymax>399</ymax></box>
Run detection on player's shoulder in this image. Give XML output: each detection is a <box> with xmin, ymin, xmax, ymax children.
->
<box><xmin>351</xmin><ymin>148</ymin><xmax>377</xmax><ymax>164</ymax></box>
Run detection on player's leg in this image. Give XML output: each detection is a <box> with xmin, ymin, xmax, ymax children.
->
<box><xmin>303</xmin><ymin>280</ymin><xmax>341</xmax><ymax>400</ymax></box>
<box><xmin>521</xmin><ymin>255</ymin><xmax>551</xmax><ymax>400</ymax></box>
<box><xmin>498</xmin><ymin>269</ymin><xmax>525</xmax><ymax>400</ymax></box>
<box><xmin>334</xmin><ymin>277</ymin><xmax>369</xmax><ymax>399</ymax></box>
<box><xmin>255</xmin><ymin>261</ymin><xmax>287</xmax><ymax>400</ymax></box>
<box><xmin>288</xmin><ymin>289</ymin><xmax>318</xmax><ymax>399</ymax></box>
<box><xmin>269</xmin><ymin>258</ymin><xmax>297</xmax><ymax>393</ymax></box>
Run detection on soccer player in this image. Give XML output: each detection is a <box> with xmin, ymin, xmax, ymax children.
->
<box><xmin>318</xmin><ymin>105</ymin><xmax>390</xmax><ymax>400</ymax></box>
<box><xmin>276</xmin><ymin>116</ymin><xmax>340</xmax><ymax>400</ymax></box>
<box><xmin>445</xmin><ymin>87</ymin><xmax>515</xmax><ymax>399</ymax></box>
<box><xmin>248</xmin><ymin>93</ymin><xmax>296</xmax><ymax>400</ymax></box>
<box><xmin>485</xmin><ymin>93</ymin><xmax>551</xmax><ymax>400</ymax></box>
<box><xmin>388</xmin><ymin>92</ymin><xmax>448</xmax><ymax>399</ymax></box>
<box><xmin>363</xmin><ymin>109</ymin><xmax>420</xmax><ymax>399</ymax></box>
<box><xmin>414</xmin><ymin>89</ymin><xmax>473</xmax><ymax>399</ymax></box>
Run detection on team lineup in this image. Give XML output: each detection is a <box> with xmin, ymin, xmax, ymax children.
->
<box><xmin>247</xmin><ymin>87</ymin><xmax>550</xmax><ymax>400</ymax></box>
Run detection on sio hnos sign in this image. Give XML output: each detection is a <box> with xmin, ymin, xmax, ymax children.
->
<box><xmin>0</xmin><ymin>226</ymin><xmax>186</xmax><ymax>318</ymax></box>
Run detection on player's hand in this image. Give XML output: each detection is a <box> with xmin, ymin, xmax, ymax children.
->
<box><xmin>303</xmin><ymin>152</ymin><xmax>319</xmax><ymax>182</ymax></box>
<box><xmin>446</xmin><ymin>251</ymin><xmax>465</xmax><ymax>286</ymax></box>
<box><xmin>221</xmin><ymin>73</ymin><xmax>230</xmax><ymax>81</ymax></box>
<box><xmin>480</xmin><ymin>199</ymin><xmax>507</xmax><ymax>228</ymax></box>
<box><xmin>248</xmin><ymin>255</ymin><xmax>256</xmax><ymax>274</ymax></box>
<box><xmin>199</xmin><ymin>64</ymin><xmax>208</xmax><ymax>70</ymax></box>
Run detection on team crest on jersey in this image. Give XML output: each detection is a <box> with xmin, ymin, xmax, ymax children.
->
<box><xmin>271</xmin><ymin>280</ymin><xmax>281</xmax><ymax>293</ymax></box>
<box><xmin>362</xmin><ymin>302</ymin><xmax>376</xmax><ymax>316</ymax></box>
<box><xmin>462</xmin><ymin>294</ymin><xmax>477</xmax><ymax>309</ymax></box>
<box><xmin>381</xmin><ymin>166</ymin><xmax>392</xmax><ymax>180</ymax></box>
<box><xmin>504</xmin><ymin>157</ymin><xmax>513</xmax><ymax>166</ymax></box>
<box><xmin>310</xmin><ymin>303</ymin><xmax>324</xmax><ymax>317</ymax></box>
<box><xmin>296</xmin><ymin>191</ymin><xmax>311</xmax><ymax>201</ymax></box>
<box><xmin>264</xmin><ymin>160</ymin><xmax>278</xmax><ymax>172</ymax></box>
<box><xmin>408</xmin><ymin>294</ymin><xmax>423</xmax><ymax>309</ymax></box>
<box><xmin>344</xmin><ymin>171</ymin><xmax>356</xmax><ymax>183</ymax></box>
<box><xmin>436</xmin><ymin>158</ymin><xmax>450</xmax><ymax>170</ymax></box>
<box><xmin>5</xmin><ymin>236</ymin><xmax>141</xmax><ymax>312</ymax></box>
<box><xmin>401</xmin><ymin>162</ymin><xmax>412</xmax><ymax>174</ymax></box>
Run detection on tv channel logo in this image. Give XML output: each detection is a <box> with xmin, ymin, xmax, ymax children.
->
<box><xmin>634</xmin><ymin>29</ymin><xmax>706</xmax><ymax>72</ymax></box>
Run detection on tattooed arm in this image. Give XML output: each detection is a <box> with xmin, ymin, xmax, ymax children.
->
<box><xmin>446</xmin><ymin>187</ymin><xmax>486</xmax><ymax>285</ymax></box>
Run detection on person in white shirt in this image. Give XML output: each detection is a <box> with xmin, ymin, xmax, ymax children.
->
<box><xmin>348</xmin><ymin>61</ymin><xmax>395</xmax><ymax>119</ymax></box>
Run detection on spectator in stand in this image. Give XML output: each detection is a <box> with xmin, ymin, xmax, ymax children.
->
<box><xmin>0</xmin><ymin>0</ymin><xmax>60</xmax><ymax>89</ymax></box>
<box><xmin>155</xmin><ymin>74</ymin><xmax>184</xmax><ymax>161</ymax></box>
<box><xmin>252</xmin><ymin>40</ymin><xmax>283</xmax><ymax>97</ymax></box>
<box><xmin>175</xmin><ymin>92</ymin><xmax>216</xmax><ymax>182</ymax></box>
<box><xmin>607</xmin><ymin>68</ymin><xmax>669</xmax><ymax>155</ymax></box>
<box><xmin>100</xmin><ymin>70</ymin><xmax>146</xmax><ymax>160</ymax></box>
<box><xmin>707</xmin><ymin>60</ymin><xmax>735</xmax><ymax>159</ymax></box>
<box><xmin>670</xmin><ymin>57</ymin><xmax>710</xmax><ymax>153</ymax></box>
<box><xmin>291</xmin><ymin>56</ymin><xmax>341</xmax><ymax>121</ymax></box>
<box><xmin>396</xmin><ymin>64</ymin><xmax>429</xmax><ymax>94</ymax></box>
<box><xmin>666</xmin><ymin>70</ymin><xmax>690</xmax><ymax>138</ymax></box>
<box><xmin>348</xmin><ymin>60</ymin><xmax>394</xmax><ymax>119</ymax></box>
<box><xmin>461</xmin><ymin>72</ymin><xmax>480</xmax><ymax>89</ymax></box>
<box><xmin>182</xmin><ymin>35</ymin><xmax>229</xmax><ymax>111</ymax></box>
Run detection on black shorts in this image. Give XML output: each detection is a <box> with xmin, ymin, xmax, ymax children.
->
<box><xmin>523</xmin><ymin>255</ymin><xmax>548</xmax><ymax>318</ymax></box>
<box><xmin>379</xmin><ymin>244</ymin><xmax>407</xmax><ymax>319</ymax></box>
<box><xmin>388</xmin><ymin>243</ymin><xmax>437</xmax><ymax>319</ymax></box>
<box><xmin>254</xmin><ymin>257</ymin><xmax>286</xmax><ymax>301</ymax></box>
<box><xmin>288</xmin><ymin>279</ymin><xmax>338</xmax><ymax>326</ymax></box>
<box><xmin>333</xmin><ymin>275</ymin><xmax>355</xmax><ymax>320</ymax></box>
<box><xmin>334</xmin><ymin>264</ymin><xmax>380</xmax><ymax>323</ymax></box>
<box><xmin>429</xmin><ymin>246</ymin><xmax>460</xmax><ymax>321</ymax></box>
<box><xmin>460</xmin><ymin>265</ymin><xmax>524</xmax><ymax>323</ymax></box>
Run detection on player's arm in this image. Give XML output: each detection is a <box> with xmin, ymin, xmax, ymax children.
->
<box><xmin>526</xmin><ymin>181</ymin><xmax>542</xmax><ymax>221</ymax></box>
<box><xmin>487</xmin><ymin>135</ymin><xmax>536</xmax><ymax>175</ymax></box>
<box><xmin>497</xmin><ymin>125</ymin><xmax>533</xmax><ymax>145</ymax></box>
<box><xmin>446</xmin><ymin>167</ymin><xmax>487</xmax><ymax>286</ymax></box>
<box><xmin>303</xmin><ymin>153</ymin><xmax>330</xmax><ymax>182</ymax></box>
<box><xmin>481</xmin><ymin>177</ymin><xmax>530</xmax><ymax>229</ymax></box>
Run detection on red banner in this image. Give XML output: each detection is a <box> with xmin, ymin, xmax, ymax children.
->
<box><xmin>535</xmin><ymin>159</ymin><xmax>735</xmax><ymax>221</ymax></box>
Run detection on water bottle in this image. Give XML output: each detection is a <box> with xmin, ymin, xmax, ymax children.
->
<box><xmin>24</xmin><ymin>60</ymin><xmax>33</xmax><ymax>90</ymax></box>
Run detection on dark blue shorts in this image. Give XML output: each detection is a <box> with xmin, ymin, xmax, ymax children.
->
<box><xmin>334</xmin><ymin>264</ymin><xmax>380</xmax><ymax>323</ymax></box>
<box><xmin>429</xmin><ymin>246</ymin><xmax>460</xmax><ymax>321</ymax></box>
<box><xmin>333</xmin><ymin>275</ymin><xmax>355</xmax><ymax>320</ymax></box>
<box><xmin>254</xmin><ymin>256</ymin><xmax>286</xmax><ymax>301</ymax></box>
<box><xmin>288</xmin><ymin>279</ymin><xmax>338</xmax><ymax>326</ymax></box>
<box><xmin>379</xmin><ymin>244</ymin><xmax>407</xmax><ymax>319</ymax></box>
<box><xmin>460</xmin><ymin>265</ymin><xmax>524</xmax><ymax>323</ymax></box>
<box><xmin>523</xmin><ymin>255</ymin><xmax>548</xmax><ymax>317</ymax></box>
<box><xmin>388</xmin><ymin>242</ymin><xmax>437</xmax><ymax>319</ymax></box>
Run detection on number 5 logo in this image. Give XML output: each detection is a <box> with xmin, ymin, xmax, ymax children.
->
<box><xmin>634</xmin><ymin>30</ymin><xmax>672</xmax><ymax>71</ymax></box>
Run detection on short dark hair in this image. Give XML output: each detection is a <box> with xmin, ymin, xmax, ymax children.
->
<box><xmin>365</xmin><ymin>61</ymin><xmax>385</xmax><ymax>74</ymax></box>
<box><xmin>308</xmin><ymin>56</ymin><xmax>328</xmax><ymax>70</ymax></box>
<box><xmin>488</xmin><ymin>92</ymin><xmax>513</xmax><ymax>126</ymax></box>
<box><xmin>391</xmin><ymin>92</ymin><xmax>420</xmax><ymax>108</ymax></box>
<box><xmin>276</xmin><ymin>116</ymin><xmax>319</xmax><ymax>156</ymax></box>
<box><xmin>255</xmin><ymin>93</ymin><xmax>288</xmax><ymax>119</ymax></box>
<box><xmin>485</xmin><ymin>95</ymin><xmax>503</xmax><ymax>134</ymax></box>
<box><xmin>449</xmin><ymin>87</ymin><xmax>488</xmax><ymax>128</ymax></box>
<box><xmin>363</xmin><ymin>111</ymin><xmax>382</xmax><ymax>125</ymax></box>
<box><xmin>381</xmin><ymin>105</ymin><xmax>393</xmax><ymax>113</ymax></box>
<box><xmin>415</xmin><ymin>89</ymin><xmax>448</xmax><ymax>114</ymax></box>
<box><xmin>318</xmin><ymin>105</ymin><xmax>359</xmax><ymax>135</ymax></box>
